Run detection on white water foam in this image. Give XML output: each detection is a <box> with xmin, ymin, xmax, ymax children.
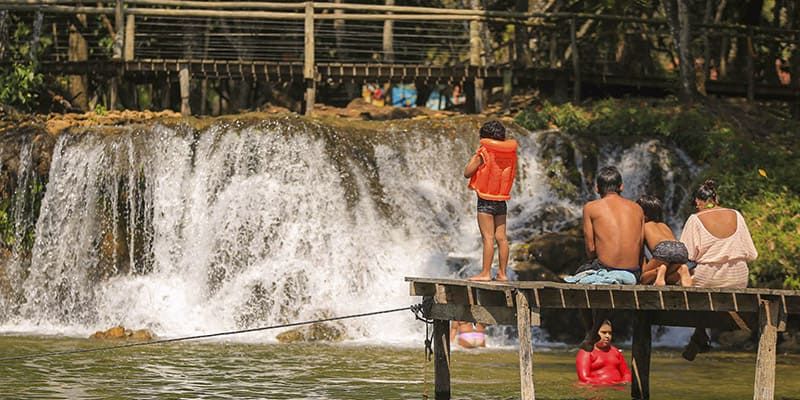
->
<box><xmin>1</xmin><ymin>122</ymin><xmax>697</xmax><ymax>348</ymax></box>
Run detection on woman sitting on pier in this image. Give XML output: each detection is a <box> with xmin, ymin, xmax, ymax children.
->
<box><xmin>575</xmin><ymin>320</ymin><xmax>631</xmax><ymax>385</ymax></box>
<box><xmin>680</xmin><ymin>179</ymin><xmax>759</xmax><ymax>361</ymax></box>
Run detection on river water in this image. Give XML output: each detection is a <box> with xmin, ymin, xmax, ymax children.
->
<box><xmin>1</xmin><ymin>336</ymin><xmax>799</xmax><ymax>399</ymax></box>
<box><xmin>1</xmin><ymin>117</ymin><xmax>794</xmax><ymax>399</ymax></box>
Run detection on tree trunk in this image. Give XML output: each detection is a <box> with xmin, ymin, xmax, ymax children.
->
<box><xmin>514</xmin><ymin>0</ymin><xmax>532</xmax><ymax>67</ymax></box>
<box><xmin>663</xmin><ymin>0</ymin><xmax>695</xmax><ymax>102</ymax></box>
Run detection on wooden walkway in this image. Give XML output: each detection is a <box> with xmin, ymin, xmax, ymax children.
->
<box><xmin>4</xmin><ymin>1</ymin><xmax>800</xmax><ymax>115</ymax></box>
<box><xmin>407</xmin><ymin>277</ymin><xmax>800</xmax><ymax>400</ymax></box>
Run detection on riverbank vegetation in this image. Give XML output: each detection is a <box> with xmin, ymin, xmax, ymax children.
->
<box><xmin>515</xmin><ymin>97</ymin><xmax>800</xmax><ymax>289</ymax></box>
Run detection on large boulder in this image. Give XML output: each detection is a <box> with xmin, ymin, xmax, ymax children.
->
<box><xmin>513</xmin><ymin>229</ymin><xmax>587</xmax><ymax>280</ymax></box>
<box><xmin>276</xmin><ymin>322</ymin><xmax>346</xmax><ymax>343</ymax></box>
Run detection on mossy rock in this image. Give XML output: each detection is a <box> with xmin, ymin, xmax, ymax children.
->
<box><xmin>514</xmin><ymin>229</ymin><xmax>586</xmax><ymax>279</ymax></box>
<box><xmin>276</xmin><ymin>322</ymin><xmax>346</xmax><ymax>343</ymax></box>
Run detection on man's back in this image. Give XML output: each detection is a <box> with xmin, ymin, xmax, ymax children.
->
<box><xmin>583</xmin><ymin>194</ymin><xmax>644</xmax><ymax>270</ymax></box>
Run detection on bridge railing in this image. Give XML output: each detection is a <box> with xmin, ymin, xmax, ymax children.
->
<box><xmin>1</xmin><ymin>0</ymin><xmax>799</xmax><ymax>113</ymax></box>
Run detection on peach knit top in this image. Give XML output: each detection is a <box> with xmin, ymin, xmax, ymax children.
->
<box><xmin>679</xmin><ymin>208</ymin><xmax>758</xmax><ymax>288</ymax></box>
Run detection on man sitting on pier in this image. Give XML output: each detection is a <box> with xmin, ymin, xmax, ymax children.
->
<box><xmin>569</xmin><ymin>166</ymin><xmax>644</xmax><ymax>350</ymax></box>
<box><xmin>567</xmin><ymin>166</ymin><xmax>644</xmax><ymax>285</ymax></box>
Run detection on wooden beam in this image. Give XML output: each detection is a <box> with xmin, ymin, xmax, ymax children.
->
<box><xmin>651</xmin><ymin>310</ymin><xmax>757</xmax><ymax>330</ymax></box>
<box><xmin>123</xmin><ymin>14</ymin><xmax>134</xmax><ymax>61</ymax></box>
<box><xmin>753</xmin><ymin>299</ymin><xmax>784</xmax><ymax>400</ymax></box>
<box><xmin>430</xmin><ymin>304</ymin><xmax>518</xmax><ymax>325</ymax></box>
<box><xmin>433</xmin><ymin>319</ymin><xmax>451</xmax><ymax>400</ymax></box>
<box><xmin>304</xmin><ymin>1</ymin><xmax>315</xmax><ymax>116</ymax></box>
<box><xmin>631</xmin><ymin>311</ymin><xmax>652</xmax><ymax>400</ymax></box>
<box><xmin>382</xmin><ymin>0</ymin><xmax>394</xmax><ymax>63</ymax></box>
<box><xmin>516</xmin><ymin>290</ymin><xmax>536</xmax><ymax>400</ymax></box>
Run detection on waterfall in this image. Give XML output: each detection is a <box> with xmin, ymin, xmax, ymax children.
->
<box><xmin>0</xmin><ymin>118</ymin><xmax>698</xmax><ymax>345</ymax></box>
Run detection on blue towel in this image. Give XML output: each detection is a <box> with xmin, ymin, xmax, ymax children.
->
<box><xmin>564</xmin><ymin>268</ymin><xmax>638</xmax><ymax>285</ymax></box>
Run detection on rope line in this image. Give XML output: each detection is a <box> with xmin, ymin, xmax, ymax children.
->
<box><xmin>0</xmin><ymin>305</ymin><xmax>417</xmax><ymax>363</ymax></box>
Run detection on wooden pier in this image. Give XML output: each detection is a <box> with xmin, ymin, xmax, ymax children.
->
<box><xmin>406</xmin><ymin>277</ymin><xmax>800</xmax><ymax>400</ymax></box>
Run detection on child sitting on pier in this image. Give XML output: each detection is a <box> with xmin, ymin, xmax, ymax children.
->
<box><xmin>463</xmin><ymin>121</ymin><xmax>518</xmax><ymax>282</ymax></box>
<box><xmin>576</xmin><ymin>319</ymin><xmax>631</xmax><ymax>385</ymax></box>
<box><xmin>636</xmin><ymin>195</ymin><xmax>692</xmax><ymax>286</ymax></box>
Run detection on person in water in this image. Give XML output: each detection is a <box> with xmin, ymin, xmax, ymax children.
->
<box><xmin>576</xmin><ymin>319</ymin><xmax>631</xmax><ymax>385</ymax></box>
<box><xmin>575</xmin><ymin>166</ymin><xmax>643</xmax><ymax>350</ymax></box>
<box><xmin>636</xmin><ymin>195</ymin><xmax>693</xmax><ymax>286</ymax></box>
<box><xmin>680</xmin><ymin>179</ymin><xmax>758</xmax><ymax>361</ymax></box>
<box><xmin>463</xmin><ymin>120</ymin><xmax>518</xmax><ymax>282</ymax></box>
<box><xmin>449</xmin><ymin>321</ymin><xmax>487</xmax><ymax>349</ymax></box>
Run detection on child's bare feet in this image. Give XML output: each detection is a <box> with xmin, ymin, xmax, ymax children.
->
<box><xmin>654</xmin><ymin>265</ymin><xmax>667</xmax><ymax>286</ymax></box>
<box><xmin>495</xmin><ymin>274</ymin><xmax>508</xmax><ymax>282</ymax></box>
<box><xmin>468</xmin><ymin>273</ymin><xmax>492</xmax><ymax>282</ymax></box>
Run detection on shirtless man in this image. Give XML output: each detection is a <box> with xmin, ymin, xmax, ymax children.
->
<box><xmin>581</xmin><ymin>166</ymin><xmax>644</xmax><ymax>279</ymax></box>
<box><xmin>578</xmin><ymin>166</ymin><xmax>644</xmax><ymax>350</ymax></box>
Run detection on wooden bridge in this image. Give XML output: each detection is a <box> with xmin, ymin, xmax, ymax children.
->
<box><xmin>407</xmin><ymin>276</ymin><xmax>800</xmax><ymax>400</ymax></box>
<box><xmin>2</xmin><ymin>1</ymin><xmax>800</xmax><ymax>115</ymax></box>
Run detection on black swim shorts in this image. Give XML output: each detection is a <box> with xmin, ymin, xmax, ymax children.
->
<box><xmin>477</xmin><ymin>197</ymin><xmax>507</xmax><ymax>216</ymax></box>
<box><xmin>652</xmin><ymin>240</ymin><xmax>689</xmax><ymax>265</ymax></box>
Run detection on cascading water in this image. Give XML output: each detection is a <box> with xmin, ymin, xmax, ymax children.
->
<box><xmin>0</xmin><ymin>118</ymin><xmax>698</xmax><ymax>346</ymax></box>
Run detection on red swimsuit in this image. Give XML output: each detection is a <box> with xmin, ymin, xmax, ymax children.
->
<box><xmin>575</xmin><ymin>345</ymin><xmax>632</xmax><ymax>385</ymax></box>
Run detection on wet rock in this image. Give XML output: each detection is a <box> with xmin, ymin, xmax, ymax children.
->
<box><xmin>90</xmin><ymin>326</ymin><xmax>155</xmax><ymax>341</ymax></box>
<box><xmin>513</xmin><ymin>229</ymin><xmax>587</xmax><ymax>279</ymax></box>
<box><xmin>276</xmin><ymin>322</ymin><xmax>346</xmax><ymax>343</ymax></box>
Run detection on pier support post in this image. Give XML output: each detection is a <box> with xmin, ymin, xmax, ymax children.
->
<box><xmin>433</xmin><ymin>319</ymin><xmax>451</xmax><ymax>400</ymax></box>
<box><xmin>631</xmin><ymin>311</ymin><xmax>652</xmax><ymax>400</ymax></box>
<box><xmin>516</xmin><ymin>290</ymin><xmax>537</xmax><ymax>400</ymax></box>
<box><xmin>304</xmin><ymin>1</ymin><xmax>316</xmax><ymax>116</ymax></box>
<box><xmin>754</xmin><ymin>299</ymin><xmax>784</xmax><ymax>400</ymax></box>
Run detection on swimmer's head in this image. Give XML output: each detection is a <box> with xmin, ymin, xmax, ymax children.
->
<box><xmin>596</xmin><ymin>320</ymin><xmax>613</xmax><ymax>348</ymax></box>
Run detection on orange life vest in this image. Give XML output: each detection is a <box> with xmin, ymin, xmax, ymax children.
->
<box><xmin>468</xmin><ymin>138</ymin><xmax>518</xmax><ymax>201</ymax></box>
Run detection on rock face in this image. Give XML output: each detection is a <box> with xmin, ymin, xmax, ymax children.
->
<box><xmin>513</xmin><ymin>229</ymin><xmax>587</xmax><ymax>281</ymax></box>
<box><xmin>276</xmin><ymin>322</ymin><xmax>346</xmax><ymax>343</ymax></box>
<box><xmin>90</xmin><ymin>326</ymin><xmax>155</xmax><ymax>341</ymax></box>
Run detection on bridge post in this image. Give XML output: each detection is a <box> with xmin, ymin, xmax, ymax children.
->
<box><xmin>179</xmin><ymin>66</ymin><xmax>191</xmax><ymax>116</ymax></box>
<box><xmin>382</xmin><ymin>0</ymin><xmax>394</xmax><ymax>63</ymax></box>
<box><xmin>110</xmin><ymin>0</ymin><xmax>124</xmax><ymax>110</ymax></box>
<box><xmin>469</xmin><ymin>0</ymin><xmax>484</xmax><ymax>113</ymax></box>
<box><xmin>304</xmin><ymin>2</ymin><xmax>316</xmax><ymax>116</ymax></box>
<box><xmin>631</xmin><ymin>310</ymin><xmax>652</xmax><ymax>400</ymax></box>
<box><xmin>124</xmin><ymin>14</ymin><xmax>135</xmax><ymax>61</ymax></box>
<box><xmin>433</xmin><ymin>319</ymin><xmax>451</xmax><ymax>400</ymax></box>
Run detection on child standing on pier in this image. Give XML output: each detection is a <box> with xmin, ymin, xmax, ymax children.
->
<box><xmin>463</xmin><ymin>121</ymin><xmax>518</xmax><ymax>281</ymax></box>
